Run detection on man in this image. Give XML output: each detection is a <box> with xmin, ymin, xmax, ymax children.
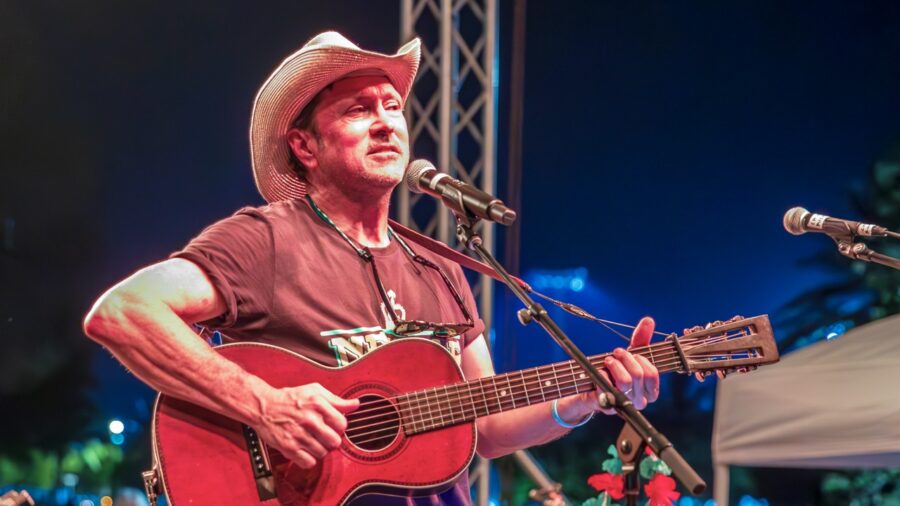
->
<box><xmin>83</xmin><ymin>32</ymin><xmax>659</xmax><ymax>504</ymax></box>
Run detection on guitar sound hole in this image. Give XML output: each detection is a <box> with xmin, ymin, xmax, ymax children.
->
<box><xmin>345</xmin><ymin>394</ymin><xmax>401</xmax><ymax>452</ymax></box>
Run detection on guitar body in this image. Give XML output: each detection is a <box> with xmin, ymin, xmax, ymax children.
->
<box><xmin>152</xmin><ymin>339</ymin><xmax>476</xmax><ymax>505</ymax></box>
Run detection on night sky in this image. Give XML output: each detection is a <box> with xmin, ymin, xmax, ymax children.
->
<box><xmin>3</xmin><ymin>0</ymin><xmax>900</xmax><ymax>500</ymax></box>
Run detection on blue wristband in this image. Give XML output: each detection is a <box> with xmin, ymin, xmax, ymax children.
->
<box><xmin>551</xmin><ymin>399</ymin><xmax>594</xmax><ymax>429</ymax></box>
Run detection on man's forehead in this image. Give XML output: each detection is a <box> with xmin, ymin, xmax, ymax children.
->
<box><xmin>320</xmin><ymin>75</ymin><xmax>400</xmax><ymax>102</ymax></box>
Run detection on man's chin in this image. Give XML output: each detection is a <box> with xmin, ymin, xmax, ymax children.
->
<box><xmin>366</xmin><ymin>159</ymin><xmax>407</xmax><ymax>183</ymax></box>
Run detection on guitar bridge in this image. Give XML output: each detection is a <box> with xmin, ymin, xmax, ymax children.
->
<box><xmin>242</xmin><ymin>424</ymin><xmax>277</xmax><ymax>501</ymax></box>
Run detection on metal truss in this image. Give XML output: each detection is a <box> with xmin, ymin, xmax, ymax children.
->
<box><xmin>399</xmin><ymin>1</ymin><xmax>497</xmax><ymax>504</ymax></box>
<box><xmin>399</xmin><ymin>0</ymin><xmax>498</xmax><ymax>322</ymax></box>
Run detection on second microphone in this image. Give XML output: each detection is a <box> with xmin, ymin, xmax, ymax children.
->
<box><xmin>405</xmin><ymin>159</ymin><xmax>517</xmax><ymax>226</ymax></box>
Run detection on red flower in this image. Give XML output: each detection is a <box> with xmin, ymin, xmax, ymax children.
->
<box><xmin>644</xmin><ymin>475</ymin><xmax>680</xmax><ymax>506</ymax></box>
<box><xmin>587</xmin><ymin>473</ymin><xmax>624</xmax><ymax>500</ymax></box>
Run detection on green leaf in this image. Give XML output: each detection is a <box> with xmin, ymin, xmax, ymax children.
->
<box><xmin>601</xmin><ymin>445</ymin><xmax>623</xmax><ymax>474</ymax></box>
<box><xmin>653</xmin><ymin>457</ymin><xmax>672</xmax><ymax>476</ymax></box>
<box><xmin>606</xmin><ymin>445</ymin><xmax>619</xmax><ymax>458</ymax></box>
<box><xmin>601</xmin><ymin>458</ymin><xmax>622</xmax><ymax>474</ymax></box>
<box><xmin>639</xmin><ymin>456</ymin><xmax>655</xmax><ymax>479</ymax></box>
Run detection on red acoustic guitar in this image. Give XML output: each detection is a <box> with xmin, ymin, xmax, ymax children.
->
<box><xmin>147</xmin><ymin>315</ymin><xmax>778</xmax><ymax>505</ymax></box>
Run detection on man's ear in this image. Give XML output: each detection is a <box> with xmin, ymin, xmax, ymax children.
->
<box><xmin>287</xmin><ymin>128</ymin><xmax>318</xmax><ymax>171</ymax></box>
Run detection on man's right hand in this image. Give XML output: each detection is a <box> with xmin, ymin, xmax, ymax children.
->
<box><xmin>255</xmin><ymin>383</ymin><xmax>359</xmax><ymax>469</ymax></box>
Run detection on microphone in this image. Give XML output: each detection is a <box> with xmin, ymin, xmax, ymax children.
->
<box><xmin>783</xmin><ymin>207</ymin><xmax>889</xmax><ymax>237</ymax></box>
<box><xmin>405</xmin><ymin>159</ymin><xmax>517</xmax><ymax>225</ymax></box>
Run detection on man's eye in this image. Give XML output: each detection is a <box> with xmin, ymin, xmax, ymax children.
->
<box><xmin>347</xmin><ymin>105</ymin><xmax>366</xmax><ymax>114</ymax></box>
<box><xmin>385</xmin><ymin>101</ymin><xmax>402</xmax><ymax>111</ymax></box>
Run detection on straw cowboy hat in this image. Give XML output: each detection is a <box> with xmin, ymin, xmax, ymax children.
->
<box><xmin>249</xmin><ymin>31</ymin><xmax>421</xmax><ymax>203</ymax></box>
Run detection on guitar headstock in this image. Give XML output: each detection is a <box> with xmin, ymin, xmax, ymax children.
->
<box><xmin>668</xmin><ymin>315</ymin><xmax>779</xmax><ymax>381</ymax></box>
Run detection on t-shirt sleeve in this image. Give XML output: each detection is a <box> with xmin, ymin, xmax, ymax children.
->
<box><xmin>170</xmin><ymin>208</ymin><xmax>275</xmax><ymax>329</ymax></box>
<box><xmin>450</xmin><ymin>264</ymin><xmax>486</xmax><ymax>348</ymax></box>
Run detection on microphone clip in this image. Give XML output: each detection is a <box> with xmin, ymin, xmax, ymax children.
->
<box><xmin>833</xmin><ymin>237</ymin><xmax>900</xmax><ymax>270</ymax></box>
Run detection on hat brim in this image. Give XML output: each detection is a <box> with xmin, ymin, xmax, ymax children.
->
<box><xmin>250</xmin><ymin>38</ymin><xmax>421</xmax><ymax>203</ymax></box>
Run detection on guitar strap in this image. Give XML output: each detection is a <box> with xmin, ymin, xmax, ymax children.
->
<box><xmin>388</xmin><ymin>219</ymin><xmax>531</xmax><ymax>291</ymax></box>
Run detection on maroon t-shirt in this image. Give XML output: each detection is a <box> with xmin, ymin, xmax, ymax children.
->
<box><xmin>172</xmin><ymin>199</ymin><xmax>485</xmax><ymax>505</ymax></box>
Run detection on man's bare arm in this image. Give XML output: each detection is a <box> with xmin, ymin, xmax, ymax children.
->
<box><xmin>83</xmin><ymin>258</ymin><xmax>357</xmax><ymax>468</ymax></box>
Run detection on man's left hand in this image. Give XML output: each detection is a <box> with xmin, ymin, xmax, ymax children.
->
<box><xmin>559</xmin><ymin>316</ymin><xmax>660</xmax><ymax>422</ymax></box>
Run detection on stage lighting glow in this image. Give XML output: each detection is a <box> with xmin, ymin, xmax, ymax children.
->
<box><xmin>569</xmin><ymin>277</ymin><xmax>585</xmax><ymax>292</ymax></box>
<box><xmin>111</xmin><ymin>433</ymin><xmax>125</xmax><ymax>445</ymax></box>
<box><xmin>62</xmin><ymin>472</ymin><xmax>79</xmax><ymax>487</ymax></box>
<box><xmin>109</xmin><ymin>419</ymin><xmax>125</xmax><ymax>434</ymax></box>
<box><xmin>101</xmin><ymin>497</ymin><xmax>113</xmax><ymax>506</ymax></box>
<box><xmin>527</xmin><ymin>267</ymin><xmax>588</xmax><ymax>292</ymax></box>
<box><xmin>79</xmin><ymin>500</ymin><xmax>95</xmax><ymax>506</ymax></box>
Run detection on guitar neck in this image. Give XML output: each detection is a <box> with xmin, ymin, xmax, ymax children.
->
<box><xmin>399</xmin><ymin>340</ymin><xmax>683</xmax><ymax>435</ymax></box>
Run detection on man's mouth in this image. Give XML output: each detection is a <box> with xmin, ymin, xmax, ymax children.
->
<box><xmin>368</xmin><ymin>145</ymin><xmax>402</xmax><ymax>155</ymax></box>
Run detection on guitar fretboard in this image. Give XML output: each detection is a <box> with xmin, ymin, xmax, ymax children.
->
<box><xmin>396</xmin><ymin>340</ymin><xmax>684</xmax><ymax>435</ymax></box>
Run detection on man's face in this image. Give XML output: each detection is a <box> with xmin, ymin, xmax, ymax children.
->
<box><xmin>296</xmin><ymin>75</ymin><xmax>410</xmax><ymax>193</ymax></box>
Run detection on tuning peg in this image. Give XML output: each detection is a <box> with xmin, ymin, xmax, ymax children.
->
<box><xmin>716</xmin><ymin>370</ymin><xmax>728</xmax><ymax>379</ymax></box>
<box><xmin>728</xmin><ymin>315</ymin><xmax>744</xmax><ymax>323</ymax></box>
<box><xmin>693</xmin><ymin>371</ymin><xmax>716</xmax><ymax>382</ymax></box>
<box><xmin>708</xmin><ymin>320</ymin><xmax>724</xmax><ymax>328</ymax></box>
<box><xmin>684</xmin><ymin>325</ymin><xmax>704</xmax><ymax>336</ymax></box>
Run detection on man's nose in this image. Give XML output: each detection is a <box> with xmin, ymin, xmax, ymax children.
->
<box><xmin>370</xmin><ymin>106</ymin><xmax>397</xmax><ymax>137</ymax></box>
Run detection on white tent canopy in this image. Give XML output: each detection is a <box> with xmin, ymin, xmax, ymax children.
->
<box><xmin>712</xmin><ymin>314</ymin><xmax>900</xmax><ymax>504</ymax></box>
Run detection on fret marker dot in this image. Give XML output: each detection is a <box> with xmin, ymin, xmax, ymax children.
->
<box><xmin>500</xmin><ymin>390</ymin><xmax>507</xmax><ymax>396</ymax></box>
<box><xmin>580</xmin><ymin>373</ymin><xmax>586</xmax><ymax>379</ymax></box>
<box><xmin>544</xmin><ymin>380</ymin><xmax>551</xmax><ymax>387</ymax></box>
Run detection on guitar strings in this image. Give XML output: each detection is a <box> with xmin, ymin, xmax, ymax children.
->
<box><xmin>342</xmin><ymin>332</ymin><xmax>746</xmax><ymax>442</ymax></box>
<box><xmin>345</xmin><ymin>361</ymin><xmax>689</xmax><ymax>446</ymax></box>
<box><xmin>344</xmin><ymin>350</ymin><xmax>683</xmax><ymax>428</ymax></box>
<box><xmin>345</xmin><ymin>324</ymin><xmax>751</xmax><ymax>426</ymax></box>
<box><xmin>347</xmin><ymin>337</ymin><xmax>758</xmax><ymax>447</ymax></box>
<box><xmin>345</xmin><ymin>351</ymin><xmax>741</xmax><ymax>446</ymax></box>
<box><xmin>346</xmin><ymin>332</ymin><xmax>718</xmax><ymax>421</ymax></box>
<box><xmin>343</xmin><ymin>331</ymin><xmax>742</xmax><ymax>434</ymax></box>
<box><xmin>343</xmin><ymin>359</ymin><xmax>690</xmax><ymax>442</ymax></box>
<box><xmin>345</xmin><ymin>332</ymin><xmax>744</xmax><ymax>438</ymax></box>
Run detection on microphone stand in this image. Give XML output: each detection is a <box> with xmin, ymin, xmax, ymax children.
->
<box><xmin>834</xmin><ymin>236</ymin><xmax>900</xmax><ymax>270</ymax></box>
<box><xmin>446</xmin><ymin>203</ymin><xmax>706</xmax><ymax>497</ymax></box>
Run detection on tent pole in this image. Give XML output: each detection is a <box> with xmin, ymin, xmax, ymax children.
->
<box><xmin>714</xmin><ymin>464</ymin><xmax>730</xmax><ymax>505</ymax></box>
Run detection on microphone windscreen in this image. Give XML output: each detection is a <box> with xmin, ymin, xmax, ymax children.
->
<box><xmin>783</xmin><ymin>207</ymin><xmax>809</xmax><ymax>235</ymax></box>
<box><xmin>405</xmin><ymin>159</ymin><xmax>436</xmax><ymax>194</ymax></box>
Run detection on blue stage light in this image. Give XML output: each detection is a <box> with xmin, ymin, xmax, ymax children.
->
<box><xmin>570</xmin><ymin>278</ymin><xmax>585</xmax><ymax>292</ymax></box>
<box><xmin>526</xmin><ymin>267</ymin><xmax>588</xmax><ymax>292</ymax></box>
